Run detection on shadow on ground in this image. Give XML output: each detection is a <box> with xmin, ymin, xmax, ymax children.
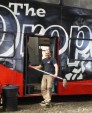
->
<box><xmin>18</xmin><ymin>94</ymin><xmax>92</xmax><ymax>105</ymax></box>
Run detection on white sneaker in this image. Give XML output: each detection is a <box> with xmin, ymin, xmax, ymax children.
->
<box><xmin>40</xmin><ymin>100</ymin><xmax>51</xmax><ymax>107</ymax></box>
<box><xmin>40</xmin><ymin>100</ymin><xmax>46</xmax><ymax>106</ymax></box>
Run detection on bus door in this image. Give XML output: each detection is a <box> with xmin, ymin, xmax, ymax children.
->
<box><xmin>24</xmin><ymin>35</ymin><xmax>59</xmax><ymax>95</ymax></box>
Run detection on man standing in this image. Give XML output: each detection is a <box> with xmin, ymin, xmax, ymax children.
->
<box><xmin>31</xmin><ymin>49</ymin><xmax>58</xmax><ymax>107</ymax></box>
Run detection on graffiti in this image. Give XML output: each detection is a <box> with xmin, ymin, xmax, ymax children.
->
<box><xmin>0</xmin><ymin>5</ymin><xmax>20</xmax><ymax>57</ymax></box>
<box><xmin>0</xmin><ymin>3</ymin><xmax>92</xmax><ymax>80</ymax></box>
<box><xmin>66</xmin><ymin>25</ymin><xmax>92</xmax><ymax>80</ymax></box>
<box><xmin>9</xmin><ymin>3</ymin><xmax>46</xmax><ymax>17</ymax></box>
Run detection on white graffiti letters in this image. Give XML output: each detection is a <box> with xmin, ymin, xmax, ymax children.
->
<box><xmin>69</xmin><ymin>26</ymin><xmax>92</xmax><ymax>62</ymax></box>
<box><xmin>0</xmin><ymin>4</ymin><xmax>92</xmax><ymax>61</ymax></box>
<box><xmin>0</xmin><ymin>5</ymin><xmax>20</xmax><ymax>58</ymax></box>
<box><xmin>9</xmin><ymin>3</ymin><xmax>23</xmax><ymax>15</ymax></box>
<box><xmin>9</xmin><ymin>3</ymin><xmax>46</xmax><ymax>17</ymax></box>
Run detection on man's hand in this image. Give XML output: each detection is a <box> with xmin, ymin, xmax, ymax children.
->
<box><xmin>29</xmin><ymin>65</ymin><xmax>34</xmax><ymax>68</ymax></box>
<box><xmin>53</xmin><ymin>74</ymin><xmax>58</xmax><ymax>78</ymax></box>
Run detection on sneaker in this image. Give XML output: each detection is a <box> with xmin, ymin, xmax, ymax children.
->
<box><xmin>40</xmin><ymin>101</ymin><xmax>51</xmax><ymax>107</ymax></box>
<box><xmin>40</xmin><ymin>100</ymin><xmax>46</xmax><ymax>106</ymax></box>
<box><xmin>45</xmin><ymin>102</ymin><xmax>51</xmax><ymax>107</ymax></box>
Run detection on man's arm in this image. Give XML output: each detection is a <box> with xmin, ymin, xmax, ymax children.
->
<box><xmin>54</xmin><ymin>63</ymin><xmax>58</xmax><ymax>77</ymax></box>
<box><xmin>29</xmin><ymin>64</ymin><xmax>43</xmax><ymax>69</ymax></box>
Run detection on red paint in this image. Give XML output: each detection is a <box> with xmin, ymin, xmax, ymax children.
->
<box><xmin>0</xmin><ymin>64</ymin><xmax>23</xmax><ymax>96</ymax></box>
<box><xmin>1</xmin><ymin>64</ymin><xmax>92</xmax><ymax>97</ymax></box>
<box><xmin>57</xmin><ymin>80</ymin><xmax>92</xmax><ymax>95</ymax></box>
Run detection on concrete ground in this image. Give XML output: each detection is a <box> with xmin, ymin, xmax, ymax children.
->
<box><xmin>0</xmin><ymin>95</ymin><xmax>92</xmax><ymax>113</ymax></box>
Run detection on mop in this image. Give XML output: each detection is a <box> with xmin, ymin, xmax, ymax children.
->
<box><xmin>29</xmin><ymin>65</ymin><xmax>67</xmax><ymax>87</ymax></box>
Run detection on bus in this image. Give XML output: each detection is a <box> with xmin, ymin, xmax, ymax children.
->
<box><xmin>0</xmin><ymin>0</ymin><xmax>92</xmax><ymax>97</ymax></box>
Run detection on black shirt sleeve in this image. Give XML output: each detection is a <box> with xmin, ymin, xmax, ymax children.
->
<box><xmin>52</xmin><ymin>57</ymin><xmax>57</xmax><ymax>65</ymax></box>
<box><xmin>41</xmin><ymin>59</ymin><xmax>44</xmax><ymax>66</ymax></box>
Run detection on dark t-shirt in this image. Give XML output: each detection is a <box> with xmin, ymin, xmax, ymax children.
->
<box><xmin>41</xmin><ymin>57</ymin><xmax>57</xmax><ymax>74</ymax></box>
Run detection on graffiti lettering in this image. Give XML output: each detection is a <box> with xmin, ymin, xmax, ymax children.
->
<box><xmin>0</xmin><ymin>3</ymin><xmax>92</xmax><ymax>80</ymax></box>
<box><xmin>9</xmin><ymin>3</ymin><xmax>46</xmax><ymax>17</ymax></box>
<box><xmin>68</xmin><ymin>25</ymin><xmax>92</xmax><ymax>66</ymax></box>
<box><xmin>0</xmin><ymin>4</ymin><xmax>92</xmax><ymax>62</ymax></box>
<box><xmin>0</xmin><ymin>5</ymin><xmax>20</xmax><ymax>58</ymax></box>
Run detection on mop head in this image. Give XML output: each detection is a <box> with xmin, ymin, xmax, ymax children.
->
<box><xmin>62</xmin><ymin>79</ymin><xmax>67</xmax><ymax>87</ymax></box>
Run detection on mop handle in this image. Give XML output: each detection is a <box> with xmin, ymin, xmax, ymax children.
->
<box><xmin>29</xmin><ymin>65</ymin><xmax>63</xmax><ymax>80</ymax></box>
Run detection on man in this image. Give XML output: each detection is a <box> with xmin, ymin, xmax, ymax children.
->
<box><xmin>31</xmin><ymin>49</ymin><xmax>58</xmax><ymax>107</ymax></box>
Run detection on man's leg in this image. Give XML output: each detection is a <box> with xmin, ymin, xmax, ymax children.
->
<box><xmin>41</xmin><ymin>75</ymin><xmax>47</xmax><ymax>102</ymax></box>
<box><xmin>46</xmin><ymin>76</ymin><xmax>54</xmax><ymax>103</ymax></box>
<box><xmin>40</xmin><ymin>75</ymin><xmax>54</xmax><ymax>106</ymax></box>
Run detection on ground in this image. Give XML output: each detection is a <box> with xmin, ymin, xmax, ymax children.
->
<box><xmin>0</xmin><ymin>95</ymin><xmax>92</xmax><ymax>113</ymax></box>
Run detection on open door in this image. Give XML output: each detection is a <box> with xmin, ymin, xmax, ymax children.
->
<box><xmin>24</xmin><ymin>35</ymin><xmax>59</xmax><ymax>95</ymax></box>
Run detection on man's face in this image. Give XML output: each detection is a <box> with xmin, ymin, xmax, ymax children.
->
<box><xmin>45</xmin><ymin>50</ymin><xmax>51</xmax><ymax>58</ymax></box>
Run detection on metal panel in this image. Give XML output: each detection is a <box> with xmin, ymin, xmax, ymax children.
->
<box><xmin>27</xmin><ymin>37</ymin><xmax>39</xmax><ymax>65</ymax></box>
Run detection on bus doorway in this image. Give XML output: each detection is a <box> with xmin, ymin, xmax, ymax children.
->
<box><xmin>24</xmin><ymin>35</ymin><xmax>59</xmax><ymax>95</ymax></box>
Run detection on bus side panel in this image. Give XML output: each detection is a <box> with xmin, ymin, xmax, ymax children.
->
<box><xmin>0</xmin><ymin>1</ymin><xmax>92</xmax><ymax>96</ymax></box>
<box><xmin>57</xmin><ymin>80</ymin><xmax>92</xmax><ymax>95</ymax></box>
<box><xmin>0</xmin><ymin>64</ymin><xmax>23</xmax><ymax>96</ymax></box>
